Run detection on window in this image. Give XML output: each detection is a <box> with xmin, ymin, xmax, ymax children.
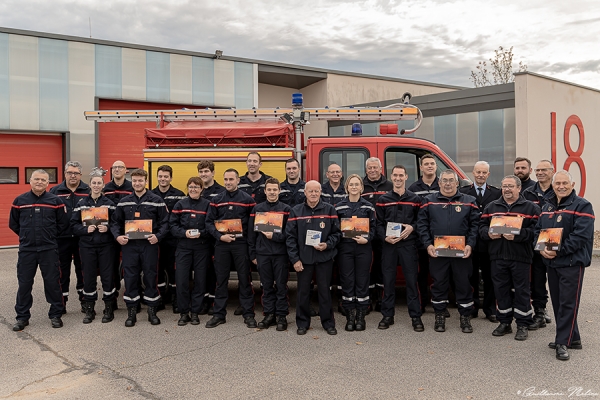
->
<box><xmin>384</xmin><ymin>148</ymin><xmax>459</xmax><ymax>185</ymax></box>
<box><xmin>320</xmin><ymin>149</ymin><xmax>368</xmax><ymax>183</ymax></box>
<box><xmin>25</xmin><ymin>167</ymin><xmax>58</xmax><ymax>184</ymax></box>
<box><xmin>0</xmin><ymin>167</ymin><xmax>18</xmax><ymax>184</ymax></box>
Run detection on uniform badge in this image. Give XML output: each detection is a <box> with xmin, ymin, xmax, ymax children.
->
<box><xmin>319</xmin><ymin>221</ymin><xmax>325</xmax><ymax>229</ymax></box>
<box><xmin>370</xmin><ymin>194</ymin><xmax>374</xmax><ymax>198</ymax></box>
<box><xmin>229</xmin><ymin>206</ymin><xmax>233</xmax><ymax>210</ymax></box>
<box><xmin>557</xmin><ymin>215</ymin><xmax>562</xmax><ymax>222</ymax></box>
<box><xmin>307</xmin><ymin>219</ymin><xmax>311</xmax><ymax>224</ymax></box>
<box><xmin>191</xmin><ymin>214</ymin><xmax>196</xmax><ymax>218</ymax></box>
<box><xmin>455</xmin><ymin>205</ymin><xmax>461</xmax><ymax>212</ymax></box>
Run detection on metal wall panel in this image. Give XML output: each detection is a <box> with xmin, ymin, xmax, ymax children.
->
<box><xmin>39</xmin><ymin>38</ymin><xmax>69</xmax><ymax>131</ymax></box>
<box><xmin>192</xmin><ymin>56</ymin><xmax>214</xmax><ymax>105</ymax></box>
<box><xmin>122</xmin><ymin>48</ymin><xmax>146</xmax><ymax>100</ymax></box>
<box><xmin>146</xmin><ymin>51</ymin><xmax>170</xmax><ymax>102</ymax></box>
<box><xmin>434</xmin><ymin>115</ymin><xmax>457</xmax><ymax>162</ymax></box>
<box><xmin>479</xmin><ymin>109</ymin><xmax>505</xmax><ymax>185</ymax></box>
<box><xmin>456</xmin><ymin>112</ymin><xmax>479</xmax><ymax>174</ymax></box>
<box><xmin>214</xmin><ymin>59</ymin><xmax>235</xmax><ymax>107</ymax></box>
<box><xmin>503</xmin><ymin>108</ymin><xmax>516</xmax><ymax>176</ymax></box>
<box><xmin>9</xmin><ymin>34</ymin><xmax>39</xmax><ymax>130</ymax></box>
<box><xmin>0</xmin><ymin>33</ymin><xmax>9</xmax><ymax>129</ymax></box>
<box><xmin>95</xmin><ymin>45</ymin><xmax>122</xmax><ymax>98</ymax></box>
<box><xmin>416</xmin><ymin>116</ymin><xmax>435</xmax><ymax>142</ymax></box>
<box><xmin>170</xmin><ymin>54</ymin><xmax>192</xmax><ymax>104</ymax></box>
<box><xmin>234</xmin><ymin>61</ymin><xmax>254</xmax><ymax>108</ymax></box>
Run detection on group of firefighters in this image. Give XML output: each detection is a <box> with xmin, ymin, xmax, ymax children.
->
<box><xmin>9</xmin><ymin>152</ymin><xmax>594</xmax><ymax>361</ymax></box>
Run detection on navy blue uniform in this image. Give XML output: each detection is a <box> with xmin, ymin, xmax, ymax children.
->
<box><xmin>321</xmin><ymin>181</ymin><xmax>347</xmax><ymax>206</ymax></box>
<box><xmin>249</xmin><ymin>200</ymin><xmax>291</xmax><ymax>316</ymax></box>
<box><xmin>520</xmin><ymin>178</ymin><xmax>536</xmax><ymax>192</ymax></box>
<box><xmin>286</xmin><ymin>200</ymin><xmax>341</xmax><ymax>330</ymax></box>
<box><xmin>111</xmin><ymin>190</ymin><xmax>169</xmax><ymax>307</ymax></box>
<box><xmin>10</xmin><ymin>190</ymin><xmax>69</xmax><ymax>321</ymax></box>
<box><xmin>201</xmin><ymin>181</ymin><xmax>226</xmax><ymax>308</ymax></box>
<box><xmin>71</xmin><ymin>194</ymin><xmax>117</xmax><ymax>302</ymax></box>
<box><xmin>239</xmin><ymin>171</ymin><xmax>272</xmax><ymax>204</ymax></box>
<box><xmin>376</xmin><ymin>189</ymin><xmax>422</xmax><ymax>318</ymax></box>
<box><xmin>279</xmin><ymin>179</ymin><xmax>306</xmax><ymax>208</ymax></box>
<box><xmin>206</xmin><ymin>189</ymin><xmax>256</xmax><ymax>319</ymax></box>
<box><xmin>534</xmin><ymin>191</ymin><xmax>594</xmax><ymax>347</ymax></box>
<box><xmin>50</xmin><ymin>180</ymin><xmax>90</xmax><ymax>303</ymax></box>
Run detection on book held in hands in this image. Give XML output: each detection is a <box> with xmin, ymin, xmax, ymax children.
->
<box><xmin>386</xmin><ymin>222</ymin><xmax>403</xmax><ymax>238</ymax></box>
<box><xmin>434</xmin><ymin>235</ymin><xmax>466</xmax><ymax>258</ymax></box>
<box><xmin>489</xmin><ymin>215</ymin><xmax>523</xmax><ymax>235</ymax></box>
<box><xmin>216</xmin><ymin>219</ymin><xmax>243</xmax><ymax>238</ymax></box>
<box><xmin>81</xmin><ymin>207</ymin><xmax>109</xmax><ymax>227</ymax></box>
<box><xmin>341</xmin><ymin>217</ymin><xmax>369</xmax><ymax>239</ymax></box>
<box><xmin>254</xmin><ymin>212</ymin><xmax>284</xmax><ymax>233</ymax></box>
<box><xmin>305</xmin><ymin>229</ymin><xmax>322</xmax><ymax>246</ymax></box>
<box><xmin>535</xmin><ymin>228</ymin><xmax>563</xmax><ymax>251</ymax></box>
<box><xmin>125</xmin><ymin>219</ymin><xmax>153</xmax><ymax>239</ymax></box>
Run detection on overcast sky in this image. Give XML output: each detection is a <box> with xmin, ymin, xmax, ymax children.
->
<box><xmin>1</xmin><ymin>0</ymin><xmax>599</xmax><ymax>90</ymax></box>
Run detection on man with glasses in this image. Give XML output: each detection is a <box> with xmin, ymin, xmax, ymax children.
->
<box><xmin>50</xmin><ymin>161</ymin><xmax>90</xmax><ymax>311</ymax></box>
<box><xmin>321</xmin><ymin>163</ymin><xmax>347</xmax><ymax>206</ymax></box>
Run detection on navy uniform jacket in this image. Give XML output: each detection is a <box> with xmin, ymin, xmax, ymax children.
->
<box><xmin>286</xmin><ymin>200</ymin><xmax>342</xmax><ymax>265</ymax></box>
<box><xmin>362</xmin><ymin>174</ymin><xmax>393</xmax><ymax>207</ymax></box>
<box><xmin>169</xmin><ymin>196</ymin><xmax>212</xmax><ymax>249</ymax></box>
<box><xmin>248</xmin><ymin>200</ymin><xmax>291</xmax><ymax>259</ymax></box>
<box><xmin>206</xmin><ymin>188</ymin><xmax>256</xmax><ymax>244</ymax></box>
<box><xmin>239</xmin><ymin>171</ymin><xmax>272</xmax><ymax>204</ymax></box>
<box><xmin>417</xmin><ymin>191</ymin><xmax>480</xmax><ymax>249</ymax></box>
<box><xmin>110</xmin><ymin>190</ymin><xmax>170</xmax><ymax>242</ymax></box>
<box><xmin>479</xmin><ymin>195</ymin><xmax>540</xmax><ymax>264</ymax></box>
<box><xmin>202</xmin><ymin>181</ymin><xmax>225</xmax><ymax>201</ymax></box>
<box><xmin>152</xmin><ymin>185</ymin><xmax>186</xmax><ymax>245</ymax></box>
<box><xmin>408</xmin><ymin>176</ymin><xmax>440</xmax><ymax>198</ymax></box>
<box><xmin>523</xmin><ymin>182</ymin><xmax>556</xmax><ymax>209</ymax></box>
<box><xmin>335</xmin><ymin>197</ymin><xmax>376</xmax><ymax>244</ymax></box>
<box><xmin>375</xmin><ymin>189</ymin><xmax>421</xmax><ymax>247</ymax></box>
<box><xmin>534</xmin><ymin>191</ymin><xmax>595</xmax><ymax>269</ymax></box>
<box><xmin>321</xmin><ymin>181</ymin><xmax>347</xmax><ymax>206</ymax></box>
<box><xmin>460</xmin><ymin>183</ymin><xmax>502</xmax><ymax>252</ymax></box>
<box><xmin>49</xmin><ymin>180</ymin><xmax>90</xmax><ymax>238</ymax></box>
<box><xmin>279</xmin><ymin>179</ymin><xmax>306</xmax><ymax>208</ymax></box>
<box><xmin>521</xmin><ymin>178</ymin><xmax>536</xmax><ymax>191</ymax></box>
<box><xmin>9</xmin><ymin>190</ymin><xmax>69</xmax><ymax>251</ymax></box>
<box><xmin>71</xmin><ymin>194</ymin><xmax>116</xmax><ymax>248</ymax></box>
<box><xmin>104</xmin><ymin>179</ymin><xmax>134</xmax><ymax>205</ymax></box>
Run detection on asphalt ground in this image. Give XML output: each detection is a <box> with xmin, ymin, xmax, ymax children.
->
<box><xmin>0</xmin><ymin>248</ymin><xmax>598</xmax><ymax>400</ymax></box>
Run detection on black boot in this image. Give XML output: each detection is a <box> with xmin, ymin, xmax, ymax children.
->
<box><xmin>171</xmin><ymin>293</ymin><xmax>179</xmax><ymax>314</ymax></box>
<box><xmin>258</xmin><ymin>314</ymin><xmax>277</xmax><ymax>329</ymax></box>
<box><xmin>82</xmin><ymin>302</ymin><xmax>96</xmax><ymax>324</ymax></box>
<box><xmin>148</xmin><ymin>306</ymin><xmax>161</xmax><ymax>325</ymax></box>
<box><xmin>102</xmin><ymin>300</ymin><xmax>114</xmax><ymax>323</ymax></box>
<box><xmin>111</xmin><ymin>297</ymin><xmax>119</xmax><ymax>311</ymax></box>
<box><xmin>276</xmin><ymin>315</ymin><xmax>288</xmax><ymax>331</ymax></box>
<box><xmin>434</xmin><ymin>312</ymin><xmax>446</xmax><ymax>332</ymax></box>
<box><xmin>345</xmin><ymin>309</ymin><xmax>356</xmax><ymax>332</ymax></box>
<box><xmin>125</xmin><ymin>306</ymin><xmax>137</xmax><ymax>327</ymax></box>
<box><xmin>460</xmin><ymin>315</ymin><xmax>473</xmax><ymax>333</ymax></box>
<box><xmin>533</xmin><ymin>308</ymin><xmax>547</xmax><ymax>328</ymax></box>
<box><xmin>355</xmin><ymin>308</ymin><xmax>366</xmax><ymax>331</ymax></box>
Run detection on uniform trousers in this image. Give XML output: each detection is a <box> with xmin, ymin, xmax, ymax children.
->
<box><xmin>175</xmin><ymin>243</ymin><xmax>211</xmax><ymax>314</ymax></box>
<box><xmin>157</xmin><ymin>241</ymin><xmax>177</xmax><ymax>296</ymax></box>
<box><xmin>122</xmin><ymin>241</ymin><xmax>160</xmax><ymax>307</ymax></box>
<box><xmin>491</xmin><ymin>260</ymin><xmax>533</xmax><ymax>326</ymax></box>
<box><xmin>471</xmin><ymin>250</ymin><xmax>496</xmax><ymax>317</ymax></box>
<box><xmin>257</xmin><ymin>254</ymin><xmax>289</xmax><ymax>315</ymax></box>
<box><xmin>202</xmin><ymin>247</ymin><xmax>217</xmax><ymax>306</ymax></box>
<box><xmin>417</xmin><ymin>248</ymin><xmax>431</xmax><ymax>309</ymax></box>
<box><xmin>547</xmin><ymin>265</ymin><xmax>585</xmax><ymax>347</ymax></box>
<box><xmin>429</xmin><ymin>256</ymin><xmax>474</xmax><ymax>316</ymax></box>
<box><xmin>381</xmin><ymin>243</ymin><xmax>421</xmax><ymax>318</ymax></box>
<box><xmin>213</xmin><ymin>242</ymin><xmax>254</xmax><ymax>319</ymax></box>
<box><xmin>296</xmin><ymin>260</ymin><xmax>335</xmax><ymax>329</ymax></box>
<box><xmin>110</xmin><ymin>242</ymin><xmax>122</xmax><ymax>291</ymax></box>
<box><xmin>369</xmin><ymin>238</ymin><xmax>384</xmax><ymax>295</ymax></box>
<box><xmin>57</xmin><ymin>237</ymin><xmax>83</xmax><ymax>301</ymax></box>
<box><xmin>530</xmin><ymin>253</ymin><xmax>548</xmax><ymax>310</ymax></box>
<box><xmin>80</xmin><ymin>244</ymin><xmax>116</xmax><ymax>302</ymax></box>
<box><xmin>15</xmin><ymin>249</ymin><xmax>65</xmax><ymax>320</ymax></box>
<box><xmin>337</xmin><ymin>242</ymin><xmax>372</xmax><ymax>311</ymax></box>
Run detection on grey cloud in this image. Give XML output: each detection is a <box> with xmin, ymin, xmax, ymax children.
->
<box><xmin>534</xmin><ymin>60</ymin><xmax>600</xmax><ymax>74</ymax></box>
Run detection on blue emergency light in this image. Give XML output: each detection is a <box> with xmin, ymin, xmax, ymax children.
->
<box><xmin>351</xmin><ymin>123</ymin><xmax>363</xmax><ymax>136</ymax></box>
<box><xmin>292</xmin><ymin>93</ymin><xmax>303</xmax><ymax>107</ymax></box>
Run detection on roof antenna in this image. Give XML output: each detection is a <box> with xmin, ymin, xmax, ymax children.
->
<box><xmin>89</xmin><ymin>17</ymin><xmax>92</xmax><ymax>38</ymax></box>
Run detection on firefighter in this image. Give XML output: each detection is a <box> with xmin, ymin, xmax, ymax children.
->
<box><xmin>535</xmin><ymin>171</ymin><xmax>594</xmax><ymax>361</ymax></box>
<box><xmin>249</xmin><ymin>178</ymin><xmax>291</xmax><ymax>331</ymax></box>
<box><xmin>151</xmin><ymin>165</ymin><xmax>186</xmax><ymax>312</ymax></box>
<box><xmin>362</xmin><ymin>157</ymin><xmax>392</xmax><ymax>313</ymax></box>
<box><xmin>479</xmin><ymin>175</ymin><xmax>541</xmax><ymax>340</ymax></box>
<box><xmin>376</xmin><ymin>165</ymin><xmax>423</xmax><ymax>331</ymax></box>
<box><xmin>523</xmin><ymin>160</ymin><xmax>556</xmax><ymax>327</ymax></box>
<box><xmin>103</xmin><ymin>160</ymin><xmax>134</xmax><ymax>295</ymax></box>
<box><xmin>321</xmin><ymin>163</ymin><xmax>347</xmax><ymax>206</ymax></box>
<box><xmin>513</xmin><ymin>157</ymin><xmax>536</xmax><ymax>191</ymax></box>
<box><xmin>197</xmin><ymin>160</ymin><xmax>225</xmax><ymax>315</ymax></box>
<box><xmin>334</xmin><ymin>175</ymin><xmax>375</xmax><ymax>331</ymax></box>
<box><xmin>417</xmin><ymin>169</ymin><xmax>480</xmax><ymax>333</ymax></box>
<box><xmin>169</xmin><ymin>177</ymin><xmax>212</xmax><ymax>326</ymax></box>
<box><xmin>205</xmin><ymin>168</ymin><xmax>257</xmax><ymax>328</ymax></box>
<box><xmin>287</xmin><ymin>180</ymin><xmax>342</xmax><ymax>336</ymax></box>
<box><xmin>49</xmin><ymin>161</ymin><xmax>90</xmax><ymax>311</ymax></box>
<box><xmin>110</xmin><ymin>169</ymin><xmax>169</xmax><ymax>327</ymax></box>
<box><xmin>279</xmin><ymin>158</ymin><xmax>306</xmax><ymax>207</ymax></box>
<box><xmin>239</xmin><ymin>152</ymin><xmax>272</xmax><ymax>204</ymax></box>
<box><xmin>71</xmin><ymin>168</ymin><xmax>117</xmax><ymax>324</ymax></box>
<box><xmin>459</xmin><ymin>161</ymin><xmax>501</xmax><ymax>321</ymax></box>
<box><xmin>10</xmin><ymin>169</ymin><xmax>69</xmax><ymax>331</ymax></box>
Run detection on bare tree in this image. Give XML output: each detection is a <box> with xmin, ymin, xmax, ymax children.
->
<box><xmin>470</xmin><ymin>46</ymin><xmax>527</xmax><ymax>87</ymax></box>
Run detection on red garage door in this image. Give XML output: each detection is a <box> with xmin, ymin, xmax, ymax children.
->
<box><xmin>0</xmin><ymin>133</ymin><xmax>64</xmax><ymax>247</ymax></box>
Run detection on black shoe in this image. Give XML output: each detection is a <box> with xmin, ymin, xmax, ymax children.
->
<box><xmin>51</xmin><ymin>317</ymin><xmax>63</xmax><ymax>328</ymax></box>
<box><xmin>147</xmin><ymin>306</ymin><xmax>161</xmax><ymax>325</ymax></box>
<box><xmin>326</xmin><ymin>326</ymin><xmax>337</xmax><ymax>335</ymax></box>
<box><xmin>190</xmin><ymin>313</ymin><xmax>200</xmax><ymax>325</ymax></box>
<box><xmin>171</xmin><ymin>295</ymin><xmax>179</xmax><ymax>314</ymax></box>
<box><xmin>492</xmin><ymin>322</ymin><xmax>513</xmax><ymax>336</ymax></box>
<box><xmin>199</xmin><ymin>302</ymin><xmax>210</xmax><ymax>315</ymax></box>
<box><xmin>125</xmin><ymin>307</ymin><xmax>137</xmax><ymax>327</ymax></box>
<box><xmin>345</xmin><ymin>309</ymin><xmax>356</xmax><ymax>332</ymax></box>
<box><xmin>276</xmin><ymin>316</ymin><xmax>288</xmax><ymax>331</ymax></box>
<box><xmin>486</xmin><ymin>314</ymin><xmax>497</xmax><ymax>323</ymax></box>
<box><xmin>310</xmin><ymin>306</ymin><xmax>318</xmax><ymax>317</ymax></box>
<box><xmin>443</xmin><ymin>309</ymin><xmax>451</xmax><ymax>318</ymax></box>
<box><xmin>533</xmin><ymin>308</ymin><xmax>547</xmax><ymax>328</ymax></box>
<box><xmin>412</xmin><ymin>317</ymin><xmax>425</xmax><ymax>332</ymax></box>
<box><xmin>234</xmin><ymin>305</ymin><xmax>244</xmax><ymax>315</ymax></box>
<box><xmin>527</xmin><ymin>320</ymin><xmax>541</xmax><ymax>331</ymax></box>
<box><xmin>13</xmin><ymin>320</ymin><xmax>29</xmax><ymax>331</ymax></box>
<box><xmin>378</xmin><ymin>316</ymin><xmax>394</xmax><ymax>330</ymax></box>
<box><xmin>205</xmin><ymin>316</ymin><xmax>226</xmax><ymax>328</ymax></box>
<box><xmin>460</xmin><ymin>315</ymin><xmax>473</xmax><ymax>333</ymax></box>
<box><xmin>257</xmin><ymin>314</ymin><xmax>276</xmax><ymax>329</ymax></box>
<box><xmin>207</xmin><ymin>305</ymin><xmax>214</xmax><ymax>315</ymax></box>
<box><xmin>80</xmin><ymin>301</ymin><xmax>85</xmax><ymax>314</ymax></box>
<box><xmin>244</xmin><ymin>316</ymin><xmax>257</xmax><ymax>328</ymax></box>
<box><xmin>82</xmin><ymin>302</ymin><xmax>96</xmax><ymax>324</ymax></box>
<box><xmin>544</xmin><ymin>310</ymin><xmax>551</xmax><ymax>324</ymax></box>
<box><xmin>515</xmin><ymin>326</ymin><xmax>528</xmax><ymax>341</ymax></box>
<box><xmin>556</xmin><ymin>344</ymin><xmax>570</xmax><ymax>361</ymax></box>
<box><xmin>102</xmin><ymin>301</ymin><xmax>114</xmax><ymax>323</ymax></box>
<box><xmin>434</xmin><ymin>313</ymin><xmax>446</xmax><ymax>332</ymax></box>
<box><xmin>178</xmin><ymin>313</ymin><xmax>191</xmax><ymax>326</ymax></box>
<box><xmin>355</xmin><ymin>309</ymin><xmax>366</xmax><ymax>331</ymax></box>
<box><xmin>297</xmin><ymin>327</ymin><xmax>308</xmax><ymax>335</ymax></box>
<box><xmin>548</xmin><ymin>340</ymin><xmax>582</xmax><ymax>350</ymax></box>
